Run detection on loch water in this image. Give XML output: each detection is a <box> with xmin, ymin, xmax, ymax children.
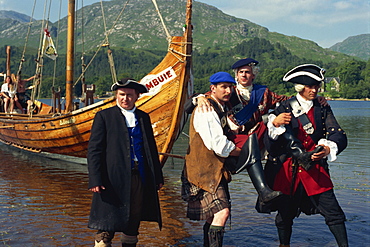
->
<box><xmin>0</xmin><ymin>100</ymin><xmax>369</xmax><ymax>246</ymax></box>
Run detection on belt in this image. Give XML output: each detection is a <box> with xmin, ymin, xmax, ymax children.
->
<box><xmin>132</xmin><ymin>161</ymin><xmax>139</xmax><ymax>172</ymax></box>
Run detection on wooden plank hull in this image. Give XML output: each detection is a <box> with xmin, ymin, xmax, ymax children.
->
<box><xmin>0</xmin><ymin>33</ymin><xmax>192</xmax><ymax>165</ymax></box>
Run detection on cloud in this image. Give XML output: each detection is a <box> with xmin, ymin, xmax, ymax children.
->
<box><xmin>217</xmin><ymin>0</ymin><xmax>369</xmax><ymax>28</ymax></box>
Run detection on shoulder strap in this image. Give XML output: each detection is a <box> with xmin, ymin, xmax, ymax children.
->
<box><xmin>207</xmin><ymin>98</ymin><xmax>229</xmax><ymax>134</ymax></box>
<box><xmin>288</xmin><ymin>97</ymin><xmax>314</xmax><ymax>135</ymax></box>
<box><xmin>234</xmin><ymin>84</ymin><xmax>266</xmax><ymax>125</ymax></box>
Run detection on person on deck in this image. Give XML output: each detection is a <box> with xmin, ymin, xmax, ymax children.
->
<box><xmin>87</xmin><ymin>78</ymin><xmax>164</xmax><ymax>247</ymax></box>
<box><xmin>1</xmin><ymin>76</ymin><xmax>17</xmax><ymax>113</ymax></box>
<box><xmin>182</xmin><ymin>72</ymin><xmax>241</xmax><ymax>247</ymax></box>
<box><xmin>15</xmin><ymin>73</ymin><xmax>35</xmax><ymax>114</ymax></box>
<box><xmin>263</xmin><ymin>64</ymin><xmax>348</xmax><ymax>247</ymax></box>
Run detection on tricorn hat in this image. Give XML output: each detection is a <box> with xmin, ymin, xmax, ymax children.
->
<box><xmin>111</xmin><ymin>78</ymin><xmax>148</xmax><ymax>93</ymax></box>
<box><xmin>209</xmin><ymin>72</ymin><xmax>236</xmax><ymax>85</ymax></box>
<box><xmin>231</xmin><ymin>58</ymin><xmax>259</xmax><ymax>70</ymax></box>
<box><xmin>283</xmin><ymin>64</ymin><xmax>325</xmax><ymax>85</ymax></box>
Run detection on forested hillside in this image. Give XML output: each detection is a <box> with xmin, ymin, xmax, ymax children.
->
<box><xmin>0</xmin><ymin>0</ymin><xmax>354</xmax><ymax>64</ymax></box>
<box><xmin>1</xmin><ymin>38</ymin><xmax>369</xmax><ymax>99</ymax></box>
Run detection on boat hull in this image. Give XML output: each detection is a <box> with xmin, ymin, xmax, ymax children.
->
<box><xmin>0</xmin><ymin>34</ymin><xmax>192</xmax><ymax>165</ymax></box>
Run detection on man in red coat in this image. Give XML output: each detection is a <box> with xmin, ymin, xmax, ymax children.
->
<box><xmin>264</xmin><ymin>64</ymin><xmax>348</xmax><ymax>246</ymax></box>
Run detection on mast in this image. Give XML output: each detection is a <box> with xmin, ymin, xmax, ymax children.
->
<box><xmin>184</xmin><ymin>0</ymin><xmax>192</xmax><ymax>61</ymax></box>
<box><xmin>65</xmin><ymin>0</ymin><xmax>75</xmax><ymax>112</ymax></box>
<box><xmin>6</xmin><ymin>46</ymin><xmax>11</xmax><ymax>76</ymax></box>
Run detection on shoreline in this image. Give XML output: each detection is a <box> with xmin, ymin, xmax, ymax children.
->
<box><xmin>328</xmin><ymin>97</ymin><xmax>368</xmax><ymax>101</ymax></box>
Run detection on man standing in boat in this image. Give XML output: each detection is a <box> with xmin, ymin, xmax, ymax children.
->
<box><xmin>182</xmin><ymin>72</ymin><xmax>241</xmax><ymax>247</ymax></box>
<box><xmin>263</xmin><ymin>64</ymin><xmax>348</xmax><ymax>246</ymax></box>
<box><xmin>87</xmin><ymin>78</ymin><xmax>164</xmax><ymax>247</ymax></box>
<box><xmin>15</xmin><ymin>73</ymin><xmax>35</xmax><ymax>114</ymax></box>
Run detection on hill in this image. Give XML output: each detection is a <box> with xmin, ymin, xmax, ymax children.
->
<box><xmin>330</xmin><ymin>34</ymin><xmax>370</xmax><ymax>61</ymax></box>
<box><xmin>0</xmin><ymin>10</ymin><xmax>35</xmax><ymax>22</ymax></box>
<box><xmin>0</xmin><ymin>0</ymin><xmax>353</xmax><ymax>64</ymax></box>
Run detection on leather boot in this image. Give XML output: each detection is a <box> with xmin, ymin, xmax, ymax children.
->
<box><xmin>328</xmin><ymin>223</ymin><xmax>348</xmax><ymax>247</ymax></box>
<box><xmin>282</xmin><ymin>126</ymin><xmax>323</xmax><ymax>171</ymax></box>
<box><xmin>208</xmin><ymin>227</ymin><xmax>224</xmax><ymax>247</ymax></box>
<box><xmin>238</xmin><ymin>134</ymin><xmax>282</xmax><ymax>203</ymax></box>
<box><xmin>94</xmin><ymin>231</ymin><xmax>114</xmax><ymax>247</ymax></box>
<box><xmin>277</xmin><ymin>226</ymin><xmax>292</xmax><ymax>246</ymax></box>
<box><xmin>203</xmin><ymin>222</ymin><xmax>211</xmax><ymax>247</ymax></box>
<box><xmin>247</xmin><ymin>160</ymin><xmax>282</xmax><ymax>203</ymax></box>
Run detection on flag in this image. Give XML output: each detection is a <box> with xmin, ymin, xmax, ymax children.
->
<box><xmin>42</xmin><ymin>29</ymin><xmax>58</xmax><ymax>60</ymax></box>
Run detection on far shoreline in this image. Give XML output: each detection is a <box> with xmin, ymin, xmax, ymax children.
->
<box><xmin>327</xmin><ymin>98</ymin><xmax>368</xmax><ymax>101</ymax></box>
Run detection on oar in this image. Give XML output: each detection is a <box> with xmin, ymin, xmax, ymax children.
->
<box><xmin>158</xmin><ymin>152</ymin><xmax>185</xmax><ymax>159</ymax></box>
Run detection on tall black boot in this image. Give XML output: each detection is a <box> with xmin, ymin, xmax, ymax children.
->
<box><xmin>247</xmin><ymin>160</ymin><xmax>282</xmax><ymax>203</ymax></box>
<box><xmin>328</xmin><ymin>223</ymin><xmax>348</xmax><ymax>247</ymax></box>
<box><xmin>237</xmin><ymin>133</ymin><xmax>282</xmax><ymax>203</ymax></box>
<box><xmin>282</xmin><ymin>126</ymin><xmax>323</xmax><ymax>171</ymax></box>
<box><xmin>203</xmin><ymin>222</ymin><xmax>211</xmax><ymax>247</ymax></box>
<box><xmin>208</xmin><ymin>226</ymin><xmax>225</xmax><ymax>247</ymax></box>
<box><xmin>277</xmin><ymin>226</ymin><xmax>292</xmax><ymax>246</ymax></box>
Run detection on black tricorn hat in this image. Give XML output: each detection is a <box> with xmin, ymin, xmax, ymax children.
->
<box><xmin>283</xmin><ymin>64</ymin><xmax>325</xmax><ymax>85</ymax></box>
<box><xmin>111</xmin><ymin>78</ymin><xmax>148</xmax><ymax>93</ymax></box>
<box><xmin>231</xmin><ymin>58</ymin><xmax>259</xmax><ymax>70</ymax></box>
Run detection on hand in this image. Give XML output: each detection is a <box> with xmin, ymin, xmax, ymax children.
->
<box><xmin>197</xmin><ymin>96</ymin><xmax>211</xmax><ymax>113</ymax></box>
<box><xmin>89</xmin><ymin>185</ymin><xmax>105</xmax><ymax>193</ymax></box>
<box><xmin>272</xmin><ymin>112</ymin><xmax>291</xmax><ymax>127</ymax></box>
<box><xmin>317</xmin><ymin>96</ymin><xmax>328</xmax><ymax>107</ymax></box>
<box><xmin>229</xmin><ymin>146</ymin><xmax>241</xmax><ymax>156</ymax></box>
<box><xmin>311</xmin><ymin>145</ymin><xmax>329</xmax><ymax>161</ymax></box>
<box><xmin>157</xmin><ymin>183</ymin><xmax>163</xmax><ymax>190</ymax></box>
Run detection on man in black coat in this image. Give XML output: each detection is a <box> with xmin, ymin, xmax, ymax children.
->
<box><xmin>88</xmin><ymin>78</ymin><xmax>164</xmax><ymax>247</ymax></box>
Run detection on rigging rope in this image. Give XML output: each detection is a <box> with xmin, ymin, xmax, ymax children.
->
<box><xmin>74</xmin><ymin>0</ymin><xmax>133</xmax><ymax>87</ymax></box>
<box><xmin>80</xmin><ymin>0</ymin><xmax>87</xmax><ymax>86</ymax></box>
<box><xmin>17</xmin><ymin>0</ymin><xmax>38</xmax><ymax>76</ymax></box>
<box><xmin>30</xmin><ymin>0</ymin><xmax>50</xmax><ymax>104</ymax></box>
<box><xmin>52</xmin><ymin>0</ymin><xmax>63</xmax><ymax>89</ymax></box>
<box><xmin>74</xmin><ymin>0</ymin><xmax>175</xmax><ymax>87</ymax></box>
<box><xmin>151</xmin><ymin>0</ymin><xmax>172</xmax><ymax>44</ymax></box>
<box><xmin>100</xmin><ymin>0</ymin><xmax>117</xmax><ymax>84</ymax></box>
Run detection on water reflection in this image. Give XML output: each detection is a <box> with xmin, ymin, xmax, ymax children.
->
<box><xmin>0</xmin><ymin>100</ymin><xmax>368</xmax><ymax>246</ymax></box>
<box><xmin>0</xmin><ymin>146</ymin><xmax>194</xmax><ymax>246</ymax></box>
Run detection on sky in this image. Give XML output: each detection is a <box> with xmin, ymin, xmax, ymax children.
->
<box><xmin>0</xmin><ymin>0</ymin><xmax>369</xmax><ymax>48</ymax></box>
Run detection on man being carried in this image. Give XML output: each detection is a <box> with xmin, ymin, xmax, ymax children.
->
<box><xmin>186</xmin><ymin>58</ymin><xmax>295</xmax><ymax>203</ymax></box>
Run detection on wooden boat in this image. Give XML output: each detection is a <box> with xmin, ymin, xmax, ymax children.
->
<box><xmin>0</xmin><ymin>0</ymin><xmax>193</xmax><ymax>166</ymax></box>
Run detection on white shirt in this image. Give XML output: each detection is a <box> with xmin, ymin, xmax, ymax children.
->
<box><xmin>1</xmin><ymin>83</ymin><xmax>17</xmax><ymax>98</ymax></box>
<box><xmin>236</xmin><ymin>83</ymin><xmax>253</xmax><ymax>101</ymax></box>
<box><xmin>267</xmin><ymin>93</ymin><xmax>338</xmax><ymax>161</ymax></box>
<box><xmin>116</xmin><ymin>99</ymin><xmax>136</xmax><ymax>127</ymax></box>
<box><xmin>193</xmin><ymin>100</ymin><xmax>235</xmax><ymax>158</ymax></box>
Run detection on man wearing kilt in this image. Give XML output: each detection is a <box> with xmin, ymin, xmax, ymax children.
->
<box><xmin>182</xmin><ymin>72</ymin><xmax>241</xmax><ymax>247</ymax></box>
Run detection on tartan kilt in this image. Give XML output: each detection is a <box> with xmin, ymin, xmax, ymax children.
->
<box><xmin>182</xmin><ymin>175</ymin><xmax>231</xmax><ymax>221</ymax></box>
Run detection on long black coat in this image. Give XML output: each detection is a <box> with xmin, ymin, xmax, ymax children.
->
<box><xmin>87</xmin><ymin>106</ymin><xmax>164</xmax><ymax>232</ymax></box>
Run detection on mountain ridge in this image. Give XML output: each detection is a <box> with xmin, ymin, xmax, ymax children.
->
<box><xmin>0</xmin><ymin>0</ymin><xmax>363</xmax><ymax>63</ymax></box>
<box><xmin>329</xmin><ymin>34</ymin><xmax>370</xmax><ymax>60</ymax></box>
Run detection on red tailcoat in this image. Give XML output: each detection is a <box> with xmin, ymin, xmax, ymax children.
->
<box><xmin>265</xmin><ymin>97</ymin><xmax>347</xmax><ymax>197</ymax></box>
